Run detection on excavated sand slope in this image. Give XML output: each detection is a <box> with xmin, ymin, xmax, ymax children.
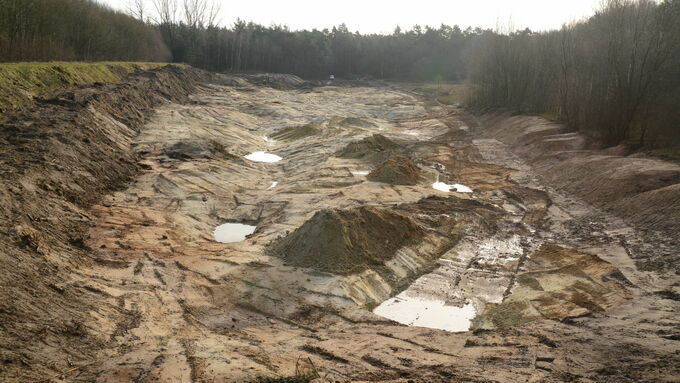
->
<box><xmin>0</xmin><ymin>72</ymin><xmax>678</xmax><ymax>382</ymax></box>
<box><xmin>478</xmin><ymin>113</ymin><xmax>680</xmax><ymax>271</ymax></box>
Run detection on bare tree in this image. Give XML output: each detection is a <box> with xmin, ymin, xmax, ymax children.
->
<box><xmin>151</xmin><ymin>0</ymin><xmax>177</xmax><ymax>25</ymax></box>
<box><xmin>126</xmin><ymin>0</ymin><xmax>146</xmax><ymax>21</ymax></box>
<box><xmin>183</xmin><ymin>0</ymin><xmax>220</xmax><ymax>28</ymax></box>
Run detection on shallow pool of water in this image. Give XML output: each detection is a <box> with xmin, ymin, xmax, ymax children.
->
<box><xmin>245</xmin><ymin>151</ymin><xmax>282</xmax><ymax>162</ymax></box>
<box><xmin>432</xmin><ymin>181</ymin><xmax>473</xmax><ymax>193</ymax></box>
<box><xmin>213</xmin><ymin>223</ymin><xmax>257</xmax><ymax>243</ymax></box>
<box><xmin>373</xmin><ymin>295</ymin><xmax>476</xmax><ymax>332</ymax></box>
<box><xmin>351</xmin><ymin>170</ymin><xmax>370</xmax><ymax>176</ymax></box>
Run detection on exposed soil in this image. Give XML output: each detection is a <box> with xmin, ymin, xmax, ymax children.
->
<box><xmin>0</xmin><ymin>70</ymin><xmax>678</xmax><ymax>383</ymax></box>
<box><xmin>478</xmin><ymin>113</ymin><xmax>680</xmax><ymax>272</ymax></box>
<box><xmin>336</xmin><ymin>133</ymin><xmax>405</xmax><ymax>163</ymax></box>
<box><xmin>269</xmin><ymin>206</ymin><xmax>425</xmax><ymax>274</ymax></box>
<box><xmin>475</xmin><ymin>244</ymin><xmax>634</xmax><ymax>329</ymax></box>
<box><xmin>0</xmin><ymin>65</ymin><xmax>212</xmax><ymax>381</ymax></box>
<box><xmin>367</xmin><ymin>155</ymin><xmax>421</xmax><ymax>185</ymax></box>
<box><xmin>270</xmin><ymin>123</ymin><xmax>321</xmax><ymax>141</ymax></box>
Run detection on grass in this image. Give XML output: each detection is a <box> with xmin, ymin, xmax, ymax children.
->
<box><xmin>0</xmin><ymin>61</ymin><xmax>170</xmax><ymax>117</ymax></box>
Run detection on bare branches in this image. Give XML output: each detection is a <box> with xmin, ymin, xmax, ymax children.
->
<box><xmin>126</xmin><ymin>0</ymin><xmax>146</xmax><ymax>21</ymax></box>
<box><xmin>182</xmin><ymin>0</ymin><xmax>220</xmax><ymax>28</ymax></box>
<box><xmin>151</xmin><ymin>0</ymin><xmax>177</xmax><ymax>25</ymax></box>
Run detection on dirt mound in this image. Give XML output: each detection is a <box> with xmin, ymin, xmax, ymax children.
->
<box><xmin>336</xmin><ymin>134</ymin><xmax>404</xmax><ymax>163</ymax></box>
<box><xmin>270</xmin><ymin>123</ymin><xmax>320</xmax><ymax>141</ymax></box>
<box><xmin>268</xmin><ymin>206</ymin><xmax>424</xmax><ymax>275</ymax></box>
<box><xmin>367</xmin><ymin>155</ymin><xmax>421</xmax><ymax>185</ymax></box>
<box><xmin>474</xmin><ymin>244</ymin><xmax>633</xmax><ymax>329</ymax></box>
<box><xmin>238</xmin><ymin>73</ymin><xmax>310</xmax><ymax>89</ymax></box>
<box><xmin>163</xmin><ymin>140</ymin><xmax>239</xmax><ymax>161</ymax></box>
<box><xmin>335</xmin><ymin>117</ymin><xmax>377</xmax><ymax>128</ymax></box>
<box><xmin>0</xmin><ymin>65</ymin><xmax>210</xmax><ymax>381</ymax></box>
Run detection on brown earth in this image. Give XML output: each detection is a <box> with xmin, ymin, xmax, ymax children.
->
<box><xmin>0</xmin><ymin>65</ymin><xmax>212</xmax><ymax>381</ymax></box>
<box><xmin>367</xmin><ymin>155</ymin><xmax>421</xmax><ymax>185</ymax></box>
<box><xmin>475</xmin><ymin>244</ymin><xmax>634</xmax><ymax>329</ymax></box>
<box><xmin>0</xmin><ymin>70</ymin><xmax>678</xmax><ymax>383</ymax></box>
<box><xmin>336</xmin><ymin>133</ymin><xmax>405</xmax><ymax>163</ymax></box>
<box><xmin>271</xmin><ymin>123</ymin><xmax>321</xmax><ymax>141</ymax></box>
<box><xmin>478</xmin><ymin>114</ymin><xmax>680</xmax><ymax>265</ymax></box>
<box><xmin>268</xmin><ymin>206</ymin><xmax>426</xmax><ymax>275</ymax></box>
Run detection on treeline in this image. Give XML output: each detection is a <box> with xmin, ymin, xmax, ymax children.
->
<box><xmin>467</xmin><ymin>0</ymin><xmax>680</xmax><ymax>149</ymax></box>
<box><xmin>124</xmin><ymin>0</ymin><xmax>487</xmax><ymax>80</ymax></box>
<box><xmin>0</xmin><ymin>0</ymin><xmax>487</xmax><ymax>81</ymax></box>
<box><xmin>0</xmin><ymin>0</ymin><xmax>169</xmax><ymax>61</ymax></box>
<box><xmin>159</xmin><ymin>22</ymin><xmax>485</xmax><ymax>81</ymax></box>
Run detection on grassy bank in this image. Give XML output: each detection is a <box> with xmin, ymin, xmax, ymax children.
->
<box><xmin>0</xmin><ymin>62</ymin><xmax>170</xmax><ymax>117</ymax></box>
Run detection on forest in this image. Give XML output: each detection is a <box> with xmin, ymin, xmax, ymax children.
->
<box><xmin>466</xmin><ymin>0</ymin><xmax>680</xmax><ymax>149</ymax></box>
<box><xmin>0</xmin><ymin>0</ymin><xmax>678</xmax><ymax>149</ymax></box>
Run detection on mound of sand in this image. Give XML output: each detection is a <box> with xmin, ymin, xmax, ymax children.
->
<box><xmin>268</xmin><ymin>206</ymin><xmax>424</xmax><ymax>275</ymax></box>
<box><xmin>336</xmin><ymin>117</ymin><xmax>377</xmax><ymax>128</ymax></box>
<box><xmin>270</xmin><ymin>123</ymin><xmax>320</xmax><ymax>141</ymax></box>
<box><xmin>336</xmin><ymin>134</ymin><xmax>404</xmax><ymax>162</ymax></box>
<box><xmin>163</xmin><ymin>140</ymin><xmax>239</xmax><ymax>161</ymax></box>
<box><xmin>367</xmin><ymin>155</ymin><xmax>421</xmax><ymax>185</ymax></box>
<box><xmin>238</xmin><ymin>73</ymin><xmax>309</xmax><ymax>89</ymax></box>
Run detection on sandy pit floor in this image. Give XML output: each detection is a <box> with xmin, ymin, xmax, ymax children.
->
<box><xmin>73</xmin><ymin>78</ymin><xmax>679</xmax><ymax>382</ymax></box>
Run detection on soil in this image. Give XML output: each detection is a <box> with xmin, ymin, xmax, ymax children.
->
<box><xmin>474</xmin><ymin>244</ymin><xmax>634</xmax><ymax>329</ymax></box>
<box><xmin>268</xmin><ymin>206</ymin><xmax>425</xmax><ymax>274</ymax></box>
<box><xmin>0</xmin><ymin>70</ymin><xmax>678</xmax><ymax>383</ymax></box>
<box><xmin>336</xmin><ymin>133</ymin><xmax>405</xmax><ymax>163</ymax></box>
<box><xmin>478</xmin><ymin>113</ymin><xmax>680</xmax><ymax>271</ymax></box>
<box><xmin>270</xmin><ymin>123</ymin><xmax>321</xmax><ymax>141</ymax></box>
<box><xmin>367</xmin><ymin>155</ymin><xmax>421</xmax><ymax>185</ymax></box>
<box><xmin>0</xmin><ymin>65</ymin><xmax>212</xmax><ymax>381</ymax></box>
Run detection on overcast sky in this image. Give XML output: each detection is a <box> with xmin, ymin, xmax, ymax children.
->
<box><xmin>100</xmin><ymin>0</ymin><xmax>604</xmax><ymax>34</ymax></box>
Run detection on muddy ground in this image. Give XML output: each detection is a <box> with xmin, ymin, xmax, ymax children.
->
<box><xmin>1</xmin><ymin>68</ymin><xmax>679</xmax><ymax>382</ymax></box>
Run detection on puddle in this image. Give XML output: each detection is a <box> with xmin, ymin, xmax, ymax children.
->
<box><xmin>405</xmin><ymin>131</ymin><xmax>419</xmax><ymax>136</ymax></box>
<box><xmin>245</xmin><ymin>151</ymin><xmax>282</xmax><ymax>162</ymax></box>
<box><xmin>268</xmin><ymin>181</ymin><xmax>278</xmax><ymax>189</ymax></box>
<box><xmin>351</xmin><ymin>170</ymin><xmax>370</xmax><ymax>176</ymax></box>
<box><xmin>213</xmin><ymin>223</ymin><xmax>257</xmax><ymax>243</ymax></box>
<box><xmin>374</xmin><ymin>295</ymin><xmax>476</xmax><ymax>332</ymax></box>
<box><xmin>432</xmin><ymin>181</ymin><xmax>473</xmax><ymax>193</ymax></box>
